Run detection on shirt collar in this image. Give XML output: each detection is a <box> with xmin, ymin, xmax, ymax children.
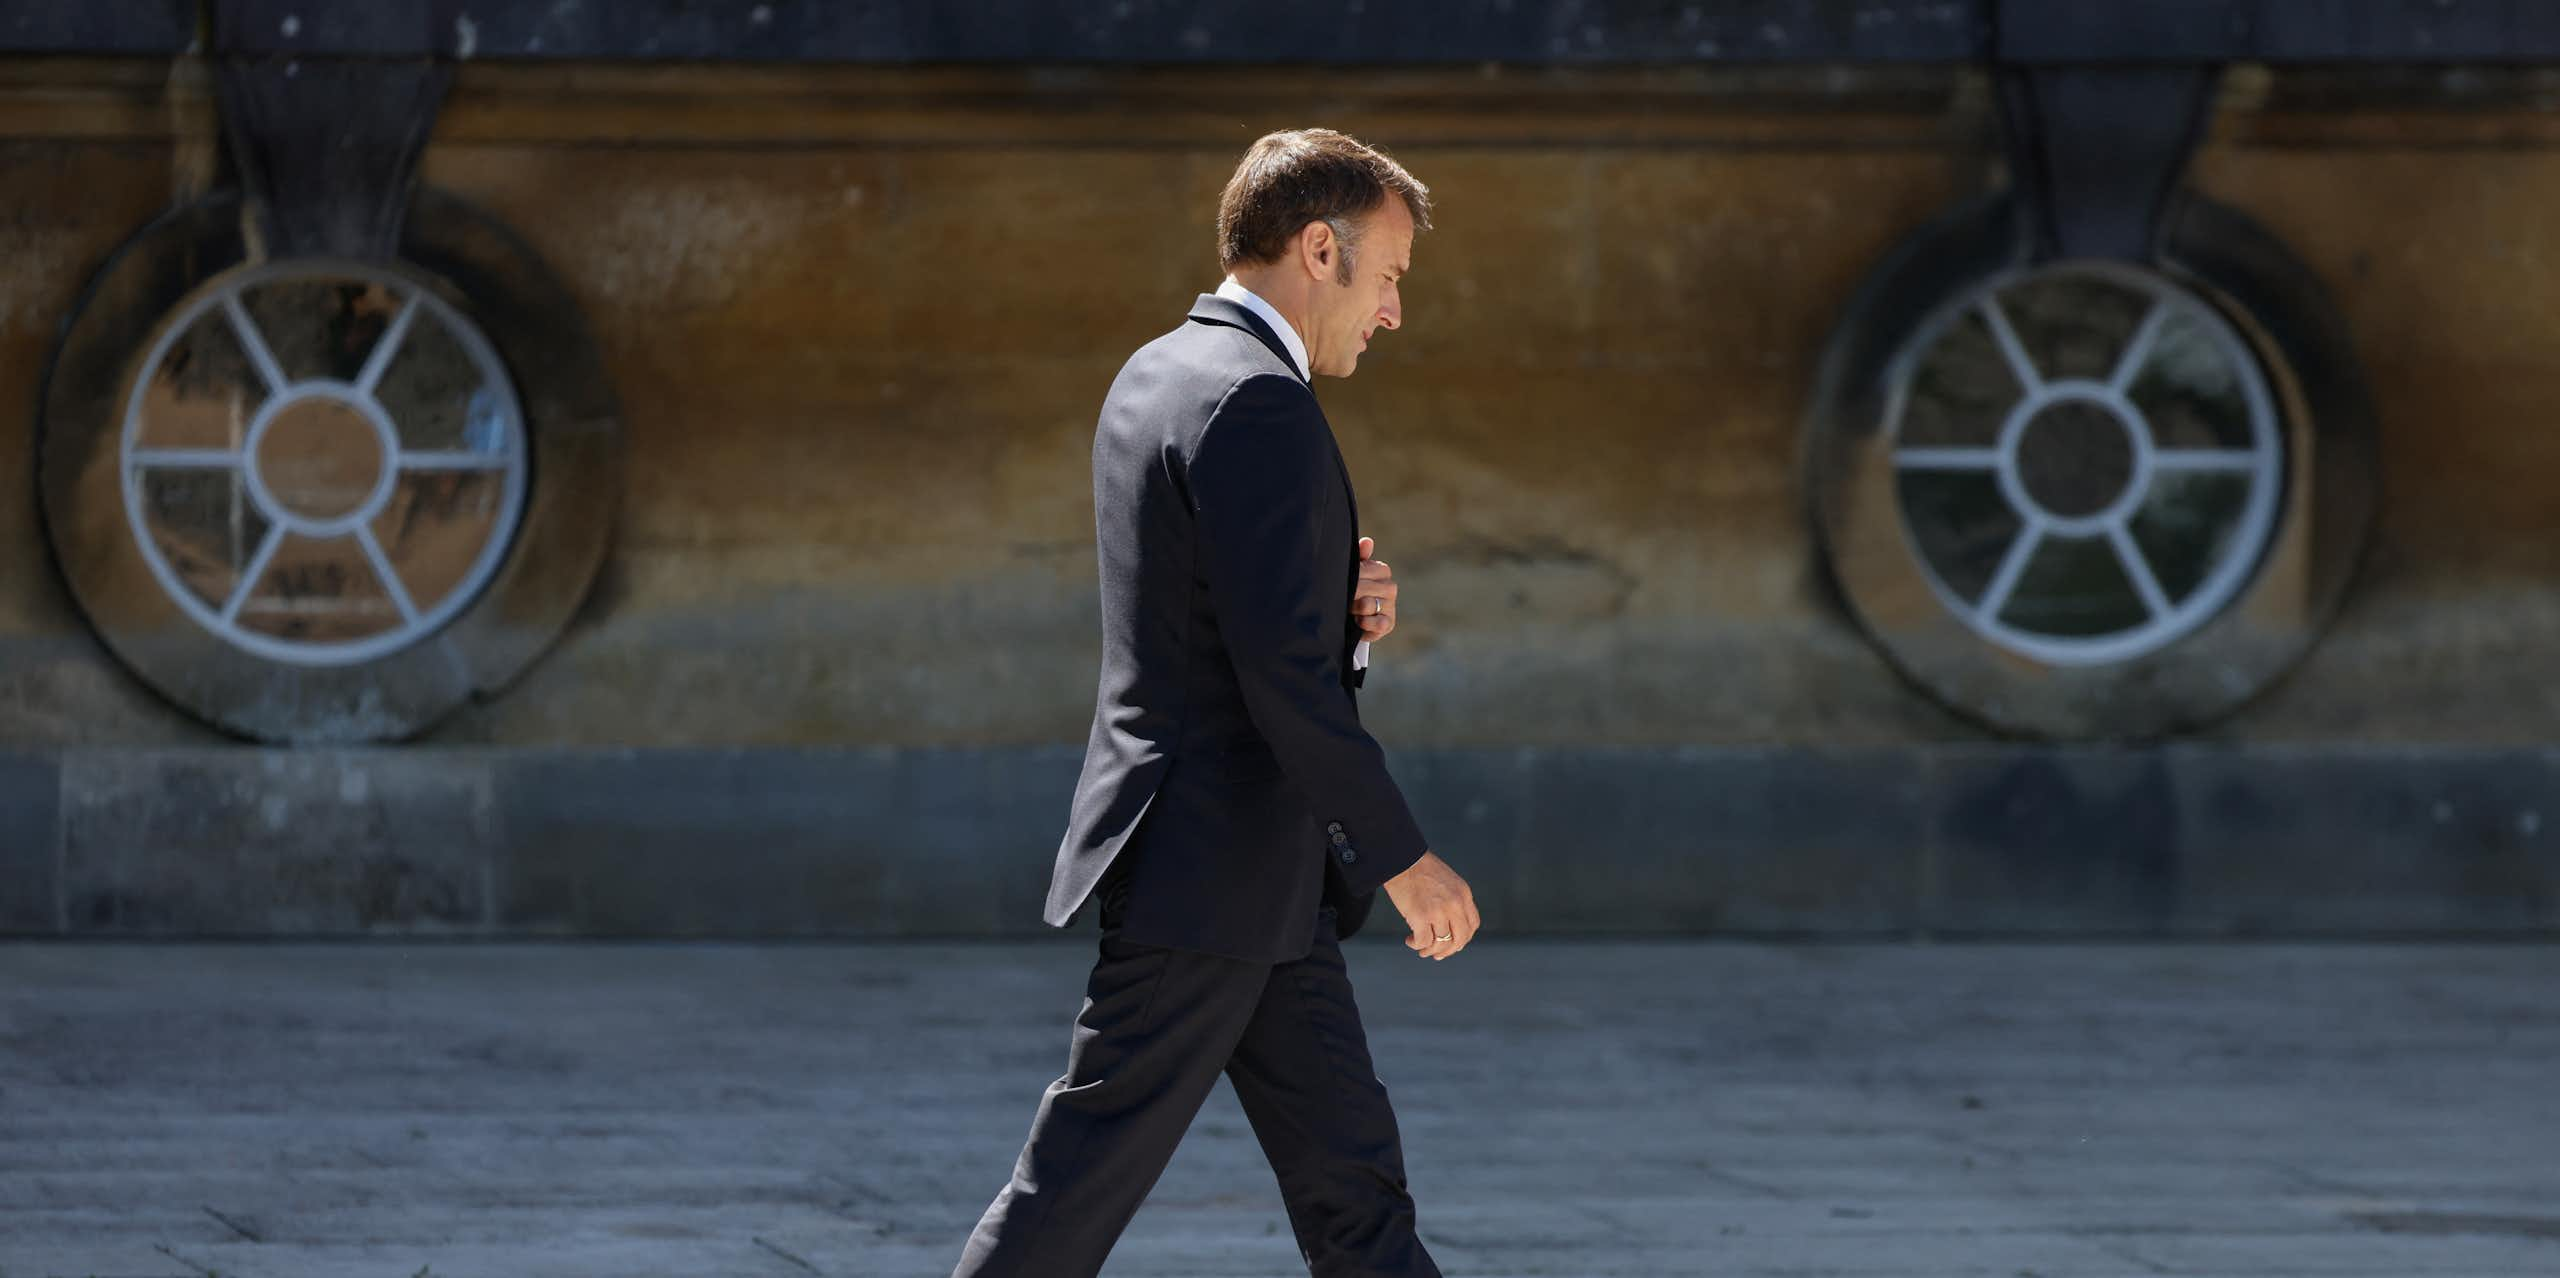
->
<box><xmin>1214</xmin><ymin>276</ymin><xmax>1311</xmax><ymax>382</ymax></box>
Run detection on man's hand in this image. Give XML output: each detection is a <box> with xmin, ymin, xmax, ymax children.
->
<box><xmin>1354</xmin><ymin>536</ymin><xmax>1397</xmax><ymax>641</ymax></box>
<box><xmin>1381</xmin><ymin>851</ymin><xmax>1478</xmax><ymax>960</ymax></box>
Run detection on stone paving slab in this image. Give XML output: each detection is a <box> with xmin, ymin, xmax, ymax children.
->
<box><xmin>1</xmin><ymin>939</ymin><xmax>2555</xmax><ymax>1277</ymax></box>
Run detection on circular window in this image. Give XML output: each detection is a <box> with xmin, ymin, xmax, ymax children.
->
<box><xmin>121</xmin><ymin>262</ymin><xmax>530</xmax><ymax>666</ymax></box>
<box><xmin>1886</xmin><ymin>264</ymin><xmax>2284</xmax><ymax>667</ymax></box>
<box><xmin>41</xmin><ymin>189</ymin><xmax>622</xmax><ymax>742</ymax></box>
<box><xmin>1804</xmin><ymin>194</ymin><xmax>2377</xmax><ymax>739</ymax></box>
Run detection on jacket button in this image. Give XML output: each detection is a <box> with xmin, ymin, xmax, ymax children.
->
<box><xmin>1338</xmin><ymin>848</ymin><xmax>1359</xmax><ymax>865</ymax></box>
<box><xmin>1325</xmin><ymin>821</ymin><xmax>1345</xmax><ymax>835</ymax></box>
<box><xmin>1329</xmin><ymin>830</ymin><xmax>1350</xmax><ymax>846</ymax></box>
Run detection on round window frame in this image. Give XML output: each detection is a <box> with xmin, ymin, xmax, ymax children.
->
<box><xmin>1803</xmin><ymin>193</ymin><xmax>2378</xmax><ymax>740</ymax></box>
<box><xmin>1883</xmin><ymin>260</ymin><xmax>2288</xmax><ymax>668</ymax></box>
<box><xmin>39</xmin><ymin>188</ymin><xmax>623</xmax><ymax>743</ymax></box>
<box><xmin>118</xmin><ymin>259</ymin><xmax>534</xmax><ymax>668</ymax></box>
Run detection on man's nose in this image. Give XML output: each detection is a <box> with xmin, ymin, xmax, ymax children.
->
<box><xmin>1378</xmin><ymin>300</ymin><xmax>1401</xmax><ymax>331</ymax></box>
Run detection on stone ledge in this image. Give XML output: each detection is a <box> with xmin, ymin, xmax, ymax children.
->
<box><xmin>0</xmin><ymin>744</ymin><xmax>2551</xmax><ymax>938</ymax></box>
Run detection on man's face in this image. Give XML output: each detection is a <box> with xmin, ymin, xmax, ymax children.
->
<box><xmin>1308</xmin><ymin>198</ymin><xmax>1413</xmax><ymax>379</ymax></box>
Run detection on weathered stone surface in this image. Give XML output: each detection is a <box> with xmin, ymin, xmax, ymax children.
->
<box><xmin>1926</xmin><ymin>748</ymin><xmax>2184</xmax><ymax>933</ymax></box>
<box><xmin>0</xmin><ymin>66</ymin><xmax>2552</xmax><ymax>752</ymax></box>
<box><xmin>13</xmin><ymin>743</ymin><xmax>2552</xmax><ymax>938</ymax></box>
<box><xmin>58</xmin><ymin>749</ymin><xmax>495</xmax><ymax>933</ymax></box>
<box><xmin>2167</xmin><ymin>747</ymin><xmax>2560</xmax><ymax>933</ymax></box>
<box><xmin>496</xmin><ymin>746</ymin><xmax>1077</xmax><ymax>935</ymax></box>
<box><xmin>1</xmin><ymin>939</ymin><xmax>2553</xmax><ymax>1275</ymax></box>
<box><xmin>1443</xmin><ymin>746</ymin><xmax>1934</xmax><ymax>933</ymax></box>
<box><xmin>0</xmin><ymin>751</ymin><xmax>59</xmax><ymax>933</ymax></box>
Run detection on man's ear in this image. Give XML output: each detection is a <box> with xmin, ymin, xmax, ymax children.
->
<box><xmin>1302</xmin><ymin>220</ymin><xmax>1334</xmax><ymax>282</ymax></box>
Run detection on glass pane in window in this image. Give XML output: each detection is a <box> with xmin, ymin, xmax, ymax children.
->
<box><xmin>1997</xmin><ymin>533</ymin><xmax>2148</xmax><ymax>637</ymax></box>
<box><xmin>1898</xmin><ymin>308</ymin><xmax>2020</xmax><ymax>447</ymax></box>
<box><xmin>374</xmin><ymin>309</ymin><xmax>504</xmax><ymax>454</ymax></box>
<box><xmin>369</xmin><ymin>471</ymin><xmax>510</xmax><ymax>613</ymax></box>
<box><xmin>2014</xmin><ymin>401</ymin><xmax>2132</xmax><ymax>519</ymax></box>
<box><xmin>239</xmin><ymin>278</ymin><xmax>404</xmax><ymax>385</ymax></box>
<box><xmin>1896</xmin><ymin>470</ymin><xmax>2020</xmax><ymax>605</ymax></box>
<box><xmin>236</xmin><ymin>532</ymin><xmax>398</xmax><ymax>642</ymax></box>
<box><xmin>134</xmin><ymin>314</ymin><xmax>261</xmax><ymax>451</ymax></box>
<box><xmin>2129</xmin><ymin>471</ymin><xmax>2255</xmax><ymax>603</ymax></box>
<box><xmin>1998</xmin><ymin>273</ymin><xmax>2150</xmax><ymax>384</ymax></box>
<box><xmin>253</xmin><ymin>398</ymin><xmax>383</xmax><ymax>524</ymax></box>
<box><xmin>2127</xmin><ymin>307</ymin><xmax>2256</xmax><ymax>449</ymax></box>
<box><xmin>136</xmin><ymin>469</ymin><xmax>267</xmax><ymax>612</ymax></box>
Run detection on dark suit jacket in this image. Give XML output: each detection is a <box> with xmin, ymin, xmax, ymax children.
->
<box><xmin>1043</xmin><ymin>295</ymin><xmax>1430</xmax><ymax>963</ymax></box>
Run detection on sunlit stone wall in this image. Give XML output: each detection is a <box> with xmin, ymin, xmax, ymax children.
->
<box><xmin>0</xmin><ymin>63</ymin><xmax>2552</xmax><ymax>748</ymax></box>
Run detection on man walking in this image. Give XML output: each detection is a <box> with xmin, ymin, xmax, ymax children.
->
<box><xmin>951</xmin><ymin>129</ymin><xmax>1478</xmax><ymax>1277</ymax></box>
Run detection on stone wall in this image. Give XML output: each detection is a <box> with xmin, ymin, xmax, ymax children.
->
<box><xmin>0</xmin><ymin>62</ymin><xmax>2556</xmax><ymax>936</ymax></box>
<box><xmin>1</xmin><ymin>63</ymin><xmax>2554</xmax><ymax>750</ymax></box>
<box><xmin>0</xmin><ymin>67</ymin><xmax>2549</xmax><ymax>747</ymax></box>
<box><xmin>7</xmin><ymin>63</ymin><xmax>2557</xmax><ymax>752</ymax></box>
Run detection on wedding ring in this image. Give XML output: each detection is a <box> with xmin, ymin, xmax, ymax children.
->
<box><xmin>1433</xmin><ymin>931</ymin><xmax>1454</xmax><ymax>942</ymax></box>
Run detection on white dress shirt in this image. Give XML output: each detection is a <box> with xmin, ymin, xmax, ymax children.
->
<box><xmin>1215</xmin><ymin>276</ymin><xmax>1311</xmax><ymax>381</ymax></box>
<box><xmin>1213</xmin><ymin>276</ymin><xmax>1368</xmax><ymax>673</ymax></box>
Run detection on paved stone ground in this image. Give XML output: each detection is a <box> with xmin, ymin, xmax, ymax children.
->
<box><xmin>1</xmin><ymin>939</ymin><xmax>2554</xmax><ymax>1278</ymax></box>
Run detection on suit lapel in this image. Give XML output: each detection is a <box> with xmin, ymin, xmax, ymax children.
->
<box><xmin>1333</xmin><ymin>439</ymin><xmax>1365</xmax><ymax>691</ymax></box>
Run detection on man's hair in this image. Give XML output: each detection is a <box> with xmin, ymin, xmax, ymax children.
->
<box><xmin>1216</xmin><ymin>129</ymin><xmax>1432</xmax><ymax>279</ymax></box>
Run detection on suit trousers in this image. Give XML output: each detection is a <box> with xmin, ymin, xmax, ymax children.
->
<box><xmin>950</xmin><ymin>892</ymin><xmax>1439</xmax><ymax>1278</ymax></box>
